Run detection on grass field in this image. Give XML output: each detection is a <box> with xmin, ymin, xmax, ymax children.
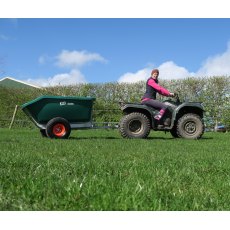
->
<box><xmin>1</xmin><ymin>128</ymin><xmax>230</xmax><ymax>211</ymax></box>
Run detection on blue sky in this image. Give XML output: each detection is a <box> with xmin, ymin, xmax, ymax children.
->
<box><xmin>1</xmin><ymin>18</ymin><xmax>230</xmax><ymax>86</ymax></box>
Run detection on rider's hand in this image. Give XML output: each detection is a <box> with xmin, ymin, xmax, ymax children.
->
<box><xmin>169</xmin><ymin>93</ymin><xmax>175</xmax><ymax>97</ymax></box>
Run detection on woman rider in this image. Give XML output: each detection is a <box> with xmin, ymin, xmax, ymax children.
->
<box><xmin>141</xmin><ymin>69</ymin><xmax>175</xmax><ymax>126</ymax></box>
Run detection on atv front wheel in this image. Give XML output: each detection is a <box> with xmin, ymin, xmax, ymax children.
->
<box><xmin>119</xmin><ymin>112</ymin><xmax>151</xmax><ymax>139</ymax></box>
<box><xmin>176</xmin><ymin>113</ymin><xmax>204</xmax><ymax>139</ymax></box>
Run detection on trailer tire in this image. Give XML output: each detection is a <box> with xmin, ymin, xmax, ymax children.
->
<box><xmin>46</xmin><ymin>117</ymin><xmax>71</xmax><ymax>139</ymax></box>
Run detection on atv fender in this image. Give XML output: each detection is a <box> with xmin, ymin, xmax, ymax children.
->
<box><xmin>171</xmin><ymin>102</ymin><xmax>204</xmax><ymax>124</ymax></box>
<box><xmin>121</xmin><ymin>103</ymin><xmax>157</xmax><ymax>128</ymax></box>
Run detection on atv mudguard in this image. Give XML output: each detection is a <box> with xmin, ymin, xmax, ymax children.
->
<box><xmin>120</xmin><ymin>103</ymin><xmax>157</xmax><ymax>128</ymax></box>
<box><xmin>172</xmin><ymin>102</ymin><xmax>204</xmax><ymax>122</ymax></box>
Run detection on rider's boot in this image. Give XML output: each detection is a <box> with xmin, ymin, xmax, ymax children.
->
<box><xmin>155</xmin><ymin>108</ymin><xmax>171</xmax><ymax>127</ymax></box>
<box><xmin>154</xmin><ymin>109</ymin><xmax>165</xmax><ymax>120</ymax></box>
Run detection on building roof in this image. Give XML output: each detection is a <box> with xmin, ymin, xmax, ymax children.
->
<box><xmin>0</xmin><ymin>77</ymin><xmax>41</xmax><ymax>89</ymax></box>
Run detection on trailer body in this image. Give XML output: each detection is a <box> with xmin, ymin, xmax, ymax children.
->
<box><xmin>22</xmin><ymin>96</ymin><xmax>96</xmax><ymax>137</ymax></box>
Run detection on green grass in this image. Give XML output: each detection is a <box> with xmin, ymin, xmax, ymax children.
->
<box><xmin>0</xmin><ymin>128</ymin><xmax>230</xmax><ymax>210</ymax></box>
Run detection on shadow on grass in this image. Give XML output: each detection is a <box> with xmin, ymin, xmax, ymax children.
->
<box><xmin>147</xmin><ymin>137</ymin><xmax>175</xmax><ymax>140</ymax></box>
<box><xmin>69</xmin><ymin>136</ymin><xmax>120</xmax><ymax>140</ymax></box>
<box><xmin>68</xmin><ymin>136</ymin><xmax>214</xmax><ymax>141</ymax></box>
<box><xmin>199</xmin><ymin>136</ymin><xmax>214</xmax><ymax>140</ymax></box>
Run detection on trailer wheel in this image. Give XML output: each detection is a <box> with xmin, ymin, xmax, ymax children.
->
<box><xmin>46</xmin><ymin>117</ymin><xmax>71</xmax><ymax>139</ymax></box>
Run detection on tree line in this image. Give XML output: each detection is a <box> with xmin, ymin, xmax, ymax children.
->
<box><xmin>0</xmin><ymin>76</ymin><xmax>229</xmax><ymax>128</ymax></box>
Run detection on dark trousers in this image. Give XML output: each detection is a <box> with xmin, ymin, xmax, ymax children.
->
<box><xmin>142</xmin><ymin>99</ymin><xmax>171</xmax><ymax>124</ymax></box>
<box><xmin>141</xmin><ymin>99</ymin><xmax>168</xmax><ymax>111</ymax></box>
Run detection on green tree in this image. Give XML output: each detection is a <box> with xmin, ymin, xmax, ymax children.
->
<box><xmin>203</xmin><ymin>76</ymin><xmax>230</xmax><ymax>128</ymax></box>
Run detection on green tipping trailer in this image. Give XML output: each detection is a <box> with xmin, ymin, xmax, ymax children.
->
<box><xmin>21</xmin><ymin>95</ymin><xmax>96</xmax><ymax>139</ymax></box>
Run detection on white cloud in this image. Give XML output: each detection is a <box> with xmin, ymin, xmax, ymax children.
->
<box><xmin>48</xmin><ymin>69</ymin><xmax>87</xmax><ymax>86</ymax></box>
<box><xmin>56</xmin><ymin>50</ymin><xmax>107</xmax><ymax>68</ymax></box>
<box><xmin>32</xmin><ymin>49</ymin><xmax>107</xmax><ymax>86</ymax></box>
<box><xmin>118</xmin><ymin>68</ymin><xmax>150</xmax><ymax>83</ymax></box>
<box><xmin>118</xmin><ymin>62</ymin><xmax>193</xmax><ymax>83</ymax></box>
<box><xmin>158</xmin><ymin>61</ymin><xmax>193</xmax><ymax>80</ymax></box>
<box><xmin>27</xmin><ymin>69</ymin><xmax>87</xmax><ymax>87</ymax></box>
<box><xmin>118</xmin><ymin>42</ymin><xmax>230</xmax><ymax>83</ymax></box>
<box><xmin>31</xmin><ymin>42</ymin><xmax>230</xmax><ymax>86</ymax></box>
<box><xmin>196</xmin><ymin>42</ymin><xmax>230</xmax><ymax>76</ymax></box>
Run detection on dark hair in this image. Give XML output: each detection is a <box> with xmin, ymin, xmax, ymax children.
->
<box><xmin>151</xmin><ymin>69</ymin><xmax>159</xmax><ymax>75</ymax></box>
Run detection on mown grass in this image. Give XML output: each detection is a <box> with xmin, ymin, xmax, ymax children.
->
<box><xmin>0</xmin><ymin>128</ymin><xmax>230</xmax><ymax>210</ymax></box>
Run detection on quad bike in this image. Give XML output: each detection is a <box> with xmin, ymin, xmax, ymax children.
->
<box><xmin>119</xmin><ymin>94</ymin><xmax>205</xmax><ymax>139</ymax></box>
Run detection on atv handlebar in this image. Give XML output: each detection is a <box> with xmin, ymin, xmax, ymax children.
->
<box><xmin>172</xmin><ymin>93</ymin><xmax>180</xmax><ymax>103</ymax></box>
<box><xmin>172</xmin><ymin>92</ymin><xmax>178</xmax><ymax>98</ymax></box>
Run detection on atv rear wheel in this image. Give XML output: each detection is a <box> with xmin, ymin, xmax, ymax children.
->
<box><xmin>119</xmin><ymin>112</ymin><xmax>151</xmax><ymax>138</ymax></box>
<box><xmin>46</xmin><ymin>117</ymin><xmax>71</xmax><ymax>139</ymax></box>
<box><xmin>176</xmin><ymin>113</ymin><xmax>204</xmax><ymax>139</ymax></box>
